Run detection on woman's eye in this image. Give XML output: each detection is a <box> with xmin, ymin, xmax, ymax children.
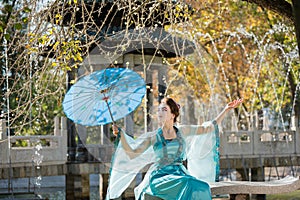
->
<box><xmin>158</xmin><ymin>107</ymin><xmax>167</xmax><ymax>112</ymax></box>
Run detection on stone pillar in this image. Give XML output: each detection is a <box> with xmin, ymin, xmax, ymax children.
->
<box><xmin>76</xmin><ymin>124</ymin><xmax>88</xmax><ymax>162</ymax></box>
<box><xmin>66</xmin><ymin>174</ymin><xmax>75</xmax><ymax>200</ymax></box>
<box><xmin>230</xmin><ymin>168</ymin><xmax>250</xmax><ymax>200</ymax></box>
<box><xmin>54</xmin><ymin>116</ymin><xmax>60</xmax><ymax>136</ymax></box>
<box><xmin>187</xmin><ymin>95</ymin><xmax>197</xmax><ymax>124</ymax></box>
<box><xmin>251</xmin><ymin>168</ymin><xmax>266</xmax><ymax>200</ymax></box>
<box><xmin>99</xmin><ymin>174</ymin><xmax>103</xmax><ymax>199</ymax></box>
<box><xmin>124</xmin><ymin>54</ymin><xmax>136</xmax><ymax>135</ymax></box>
<box><xmin>66</xmin><ymin>165</ymin><xmax>90</xmax><ymax>200</ymax></box>
<box><xmin>102</xmin><ymin>173</ymin><xmax>109</xmax><ymax>199</ymax></box>
<box><xmin>146</xmin><ymin>71</ymin><xmax>154</xmax><ymax>131</ymax></box>
<box><xmin>66</xmin><ymin>68</ymin><xmax>78</xmax><ymax>162</ymax></box>
<box><xmin>61</xmin><ymin>117</ymin><xmax>68</xmax><ymax>161</ymax></box>
<box><xmin>0</xmin><ymin>119</ymin><xmax>7</xmax><ymax>140</ymax></box>
<box><xmin>231</xmin><ymin>168</ymin><xmax>265</xmax><ymax>200</ymax></box>
<box><xmin>157</xmin><ymin>66</ymin><xmax>167</xmax><ymax>103</ymax></box>
<box><xmin>125</xmin><ymin>113</ymin><xmax>134</xmax><ymax>135</ymax></box>
<box><xmin>295</xmin><ymin>115</ymin><xmax>300</xmax><ymax>154</ymax></box>
<box><xmin>67</xmin><ymin>119</ymin><xmax>77</xmax><ymax>162</ymax></box>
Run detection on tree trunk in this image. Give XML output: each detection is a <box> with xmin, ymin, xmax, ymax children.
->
<box><xmin>242</xmin><ymin>0</ymin><xmax>293</xmax><ymax>22</ymax></box>
<box><xmin>292</xmin><ymin>0</ymin><xmax>300</xmax><ymax>58</ymax></box>
<box><xmin>292</xmin><ymin>0</ymin><xmax>300</xmax><ymax>123</ymax></box>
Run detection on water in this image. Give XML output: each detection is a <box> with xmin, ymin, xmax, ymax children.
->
<box><xmin>0</xmin><ymin>175</ymin><xmax>101</xmax><ymax>200</ymax></box>
<box><xmin>0</xmin><ymin>187</ymin><xmax>100</xmax><ymax>200</ymax></box>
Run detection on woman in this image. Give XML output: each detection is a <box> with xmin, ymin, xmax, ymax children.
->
<box><xmin>107</xmin><ymin>97</ymin><xmax>243</xmax><ymax>200</ymax></box>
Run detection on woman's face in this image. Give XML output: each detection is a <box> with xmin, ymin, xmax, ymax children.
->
<box><xmin>157</xmin><ymin>102</ymin><xmax>174</xmax><ymax>125</ymax></box>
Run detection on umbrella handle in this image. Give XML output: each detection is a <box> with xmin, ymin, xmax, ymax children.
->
<box><xmin>104</xmin><ymin>100</ymin><xmax>115</xmax><ymax>125</ymax></box>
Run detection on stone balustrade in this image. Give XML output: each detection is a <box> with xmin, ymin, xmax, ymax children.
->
<box><xmin>220</xmin><ymin>130</ymin><xmax>300</xmax><ymax>158</ymax></box>
<box><xmin>0</xmin><ymin>117</ymin><xmax>68</xmax><ymax>167</ymax></box>
<box><xmin>0</xmin><ymin>117</ymin><xmax>299</xmax><ymax>166</ymax></box>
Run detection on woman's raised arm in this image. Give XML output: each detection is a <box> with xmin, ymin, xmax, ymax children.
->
<box><xmin>195</xmin><ymin>98</ymin><xmax>243</xmax><ymax>134</ymax></box>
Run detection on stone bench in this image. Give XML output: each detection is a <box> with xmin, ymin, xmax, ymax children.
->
<box><xmin>144</xmin><ymin>176</ymin><xmax>300</xmax><ymax>199</ymax></box>
<box><xmin>210</xmin><ymin>176</ymin><xmax>300</xmax><ymax>195</ymax></box>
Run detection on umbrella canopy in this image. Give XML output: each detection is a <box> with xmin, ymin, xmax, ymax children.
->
<box><xmin>63</xmin><ymin>68</ymin><xmax>146</xmax><ymax>126</ymax></box>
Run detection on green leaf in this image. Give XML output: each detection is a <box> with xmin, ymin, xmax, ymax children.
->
<box><xmin>4</xmin><ymin>5</ymin><xmax>13</xmax><ymax>13</ymax></box>
<box><xmin>22</xmin><ymin>17</ymin><xmax>28</xmax><ymax>23</ymax></box>
<box><xmin>4</xmin><ymin>33</ymin><xmax>10</xmax><ymax>40</ymax></box>
<box><xmin>24</xmin><ymin>7</ymin><xmax>31</xmax><ymax>13</ymax></box>
<box><xmin>14</xmin><ymin>23</ymin><xmax>22</xmax><ymax>30</ymax></box>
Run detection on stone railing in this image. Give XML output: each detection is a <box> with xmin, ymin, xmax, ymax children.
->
<box><xmin>0</xmin><ymin>117</ymin><xmax>67</xmax><ymax>167</ymax></box>
<box><xmin>1</xmin><ymin>116</ymin><xmax>299</xmax><ymax>166</ymax></box>
<box><xmin>220</xmin><ymin>130</ymin><xmax>300</xmax><ymax>157</ymax></box>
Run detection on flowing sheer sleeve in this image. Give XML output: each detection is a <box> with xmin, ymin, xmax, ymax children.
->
<box><xmin>178</xmin><ymin>120</ymin><xmax>220</xmax><ymax>183</ymax></box>
<box><xmin>106</xmin><ymin>129</ymin><xmax>156</xmax><ymax>200</ymax></box>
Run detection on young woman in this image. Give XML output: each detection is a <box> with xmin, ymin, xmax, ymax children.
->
<box><xmin>107</xmin><ymin>97</ymin><xmax>243</xmax><ymax>200</ymax></box>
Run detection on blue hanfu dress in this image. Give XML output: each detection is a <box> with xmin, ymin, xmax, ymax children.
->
<box><xmin>106</xmin><ymin>121</ymin><xmax>219</xmax><ymax>200</ymax></box>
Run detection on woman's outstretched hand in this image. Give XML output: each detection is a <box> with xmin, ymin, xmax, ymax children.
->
<box><xmin>213</xmin><ymin>98</ymin><xmax>244</xmax><ymax>126</ymax></box>
<box><xmin>226</xmin><ymin>98</ymin><xmax>243</xmax><ymax>111</ymax></box>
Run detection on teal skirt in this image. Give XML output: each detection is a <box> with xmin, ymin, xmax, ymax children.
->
<box><xmin>143</xmin><ymin>164</ymin><xmax>212</xmax><ymax>200</ymax></box>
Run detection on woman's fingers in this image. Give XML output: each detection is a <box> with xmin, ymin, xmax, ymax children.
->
<box><xmin>235</xmin><ymin>98</ymin><xmax>243</xmax><ymax>106</ymax></box>
<box><xmin>228</xmin><ymin>98</ymin><xmax>243</xmax><ymax>108</ymax></box>
<box><xmin>112</xmin><ymin>124</ymin><xmax>119</xmax><ymax>136</ymax></box>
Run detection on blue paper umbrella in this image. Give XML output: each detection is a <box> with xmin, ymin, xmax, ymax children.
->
<box><xmin>63</xmin><ymin>68</ymin><xmax>146</xmax><ymax>126</ymax></box>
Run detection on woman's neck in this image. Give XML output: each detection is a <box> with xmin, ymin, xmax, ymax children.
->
<box><xmin>162</xmin><ymin>123</ymin><xmax>176</xmax><ymax>138</ymax></box>
<box><xmin>161</xmin><ymin>122</ymin><xmax>173</xmax><ymax>130</ymax></box>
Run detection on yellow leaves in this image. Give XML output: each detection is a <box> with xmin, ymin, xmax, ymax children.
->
<box><xmin>167</xmin><ymin>2</ymin><xmax>192</xmax><ymax>20</ymax></box>
<box><xmin>55</xmin><ymin>14</ymin><xmax>62</xmax><ymax>24</ymax></box>
<box><xmin>165</xmin><ymin>12</ymin><xmax>169</xmax><ymax>19</ymax></box>
<box><xmin>175</xmin><ymin>4</ymin><xmax>183</xmax><ymax>12</ymax></box>
<box><xmin>68</xmin><ymin>0</ymin><xmax>78</xmax><ymax>5</ymax></box>
<box><xmin>38</xmin><ymin>35</ymin><xmax>50</xmax><ymax>45</ymax></box>
<box><xmin>52</xmin><ymin>41</ymin><xmax>59</xmax><ymax>51</ymax></box>
<box><xmin>75</xmin><ymin>53</ymin><xmax>83</xmax><ymax>62</ymax></box>
<box><xmin>51</xmin><ymin>39</ymin><xmax>83</xmax><ymax>71</ymax></box>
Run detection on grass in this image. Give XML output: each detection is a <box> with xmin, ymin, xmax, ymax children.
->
<box><xmin>266</xmin><ymin>190</ymin><xmax>300</xmax><ymax>200</ymax></box>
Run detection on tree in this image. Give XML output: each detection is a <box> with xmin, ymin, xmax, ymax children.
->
<box><xmin>181</xmin><ymin>0</ymin><xmax>298</xmax><ymax>130</ymax></box>
<box><xmin>0</xmin><ymin>0</ymin><xmax>80</xmax><ymax>135</ymax></box>
<box><xmin>0</xmin><ymin>0</ymin><xmax>298</xmax><ymax>136</ymax></box>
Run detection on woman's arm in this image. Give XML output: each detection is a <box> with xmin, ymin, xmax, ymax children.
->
<box><xmin>113</xmin><ymin>125</ymin><xmax>153</xmax><ymax>159</ymax></box>
<box><xmin>214</xmin><ymin>99</ymin><xmax>243</xmax><ymax>124</ymax></box>
<box><xmin>196</xmin><ymin>99</ymin><xmax>243</xmax><ymax>135</ymax></box>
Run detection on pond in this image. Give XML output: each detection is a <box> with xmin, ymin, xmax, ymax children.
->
<box><xmin>0</xmin><ymin>175</ymin><xmax>101</xmax><ymax>200</ymax></box>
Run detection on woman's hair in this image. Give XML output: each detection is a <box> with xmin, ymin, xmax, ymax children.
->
<box><xmin>162</xmin><ymin>97</ymin><xmax>180</xmax><ymax>123</ymax></box>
